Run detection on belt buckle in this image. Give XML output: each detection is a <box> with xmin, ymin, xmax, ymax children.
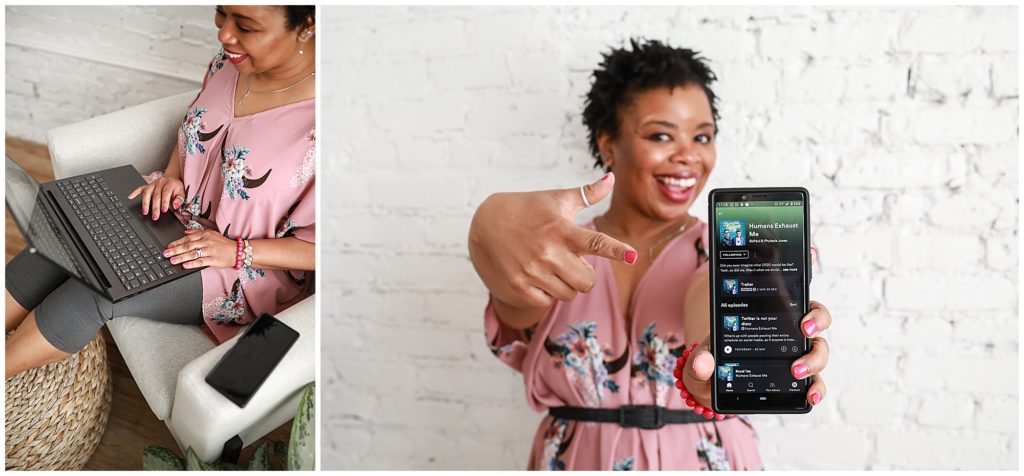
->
<box><xmin>618</xmin><ymin>405</ymin><xmax>664</xmax><ymax>430</ymax></box>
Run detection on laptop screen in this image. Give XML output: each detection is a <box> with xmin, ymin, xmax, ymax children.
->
<box><xmin>5</xmin><ymin>156</ymin><xmax>87</xmax><ymax>281</ymax></box>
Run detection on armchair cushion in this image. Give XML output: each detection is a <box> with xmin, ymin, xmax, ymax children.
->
<box><xmin>45</xmin><ymin>90</ymin><xmax>198</xmax><ymax>179</ymax></box>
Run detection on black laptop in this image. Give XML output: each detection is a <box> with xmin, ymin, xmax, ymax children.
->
<box><xmin>5</xmin><ymin>156</ymin><xmax>202</xmax><ymax>302</ymax></box>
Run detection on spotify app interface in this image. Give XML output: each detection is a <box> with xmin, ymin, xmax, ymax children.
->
<box><xmin>713</xmin><ymin>197</ymin><xmax>807</xmax><ymax>403</ymax></box>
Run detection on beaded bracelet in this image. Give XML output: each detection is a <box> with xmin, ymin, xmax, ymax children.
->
<box><xmin>234</xmin><ymin>236</ymin><xmax>244</xmax><ymax>270</ymax></box>
<box><xmin>673</xmin><ymin>342</ymin><xmax>736</xmax><ymax>421</ymax></box>
<box><xmin>242</xmin><ymin>239</ymin><xmax>253</xmax><ymax>268</ymax></box>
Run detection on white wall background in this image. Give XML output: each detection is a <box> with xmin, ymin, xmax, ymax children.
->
<box><xmin>322</xmin><ymin>5</ymin><xmax>1019</xmax><ymax>470</ymax></box>
<box><xmin>5</xmin><ymin>6</ymin><xmax>220</xmax><ymax>143</ymax></box>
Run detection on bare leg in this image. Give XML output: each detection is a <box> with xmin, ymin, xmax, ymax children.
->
<box><xmin>5</xmin><ymin>290</ymin><xmax>30</xmax><ymax>334</ymax></box>
<box><xmin>5</xmin><ymin>310</ymin><xmax>69</xmax><ymax>378</ymax></box>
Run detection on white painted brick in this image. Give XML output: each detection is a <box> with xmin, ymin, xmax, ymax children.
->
<box><xmin>836</xmin><ymin>152</ymin><xmax>963</xmax><ymax>189</ymax></box>
<box><xmin>812</xmin><ymin>225</ymin><xmax>893</xmax><ymax>269</ymax></box>
<box><xmin>985</xmin><ymin>234</ymin><xmax>1018</xmax><ymax>270</ymax></box>
<box><xmin>757</xmin><ymin>426</ymin><xmax>871</xmax><ymax>470</ymax></box>
<box><xmin>990</xmin><ymin>54</ymin><xmax>1019</xmax><ymax>99</ymax></box>
<box><xmin>884</xmin><ymin>275</ymin><xmax>1016</xmax><ymax>311</ymax></box>
<box><xmin>895</xmin><ymin>232</ymin><xmax>982</xmax><ymax>269</ymax></box>
<box><xmin>898</xmin><ymin>9</ymin><xmax>988</xmax><ymax>54</ymax></box>
<box><xmin>975</xmin><ymin>395</ymin><xmax>1019</xmax><ymax>433</ymax></box>
<box><xmin>911</xmin><ymin>106</ymin><xmax>1017</xmax><ymax>145</ymax></box>
<box><xmin>915</xmin><ymin>394</ymin><xmax>974</xmax><ymax>429</ymax></box>
<box><xmin>910</xmin><ymin>54</ymin><xmax>994</xmax><ymax>106</ymax></box>
<box><xmin>6</xmin><ymin>6</ymin><xmax>216</xmax><ymax>143</ymax></box>
<box><xmin>429</xmin><ymin>54</ymin><xmax>511</xmax><ymax>91</ymax></box>
<box><xmin>369</xmin><ymin>175</ymin><xmax>469</xmax><ymax>210</ymax></box>
<box><xmin>837</xmin><ymin>388</ymin><xmax>911</xmax><ymax>427</ymax></box>
<box><xmin>903</xmin><ymin>352</ymin><xmax>1016</xmax><ymax>396</ymax></box>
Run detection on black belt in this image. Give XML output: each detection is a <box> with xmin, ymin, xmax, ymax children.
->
<box><xmin>549</xmin><ymin>405</ymin><xmax>708</xmax><ymax>429</ymax></box>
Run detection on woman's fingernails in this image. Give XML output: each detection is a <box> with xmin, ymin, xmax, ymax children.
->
<box><xmin>792</xmin><ymin>363</ymin><xmax>809</xmax><ymax>379</ymax></box>
<box><xmin>802</xmin><ymin>319</ymin><xmax>817</xmax><ymax>337</ymax></box>
<box><xmin>163</xmin><ymin>250</ymin><xmax>170</xmax><ymax>257</ymax></box>
<box><xmin>810</xmin><ymin>392</ymin><xmax>821</xmax><ymax>405</ymax></box>
<box><xmin>601</xmin><ymin>172</ymin><xmax>611</xmax><ymax>181</ymax></box>
<box><xmin>170</xmin><ymin>258</ymin><xmax>177</xmax><ymax>264</ymax></box>
<box><xmin>624</xmin><ymin>250</ymin><xmax>637</xmax><ymax>264</ymax></box>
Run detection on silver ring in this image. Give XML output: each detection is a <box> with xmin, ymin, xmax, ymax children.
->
<box><xmin>195</xmin><ymin>248</ymin><xmax>203</xmax><ymax>259</ymax></box>
<box><xmin>580</xmin><ymin>185</ymin><xmax>591</xmax><ymax>209</ymax></box>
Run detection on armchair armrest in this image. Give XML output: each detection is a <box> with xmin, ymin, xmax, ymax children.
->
<box><xmin>168</xmin><ymin>295</ymin><xmax>315</xmax><ymax>462</ymax></box>
<box><xmin>44</xmin><ymin>90</ymin><xmax>198</xmax><ymax>179</ymax></box>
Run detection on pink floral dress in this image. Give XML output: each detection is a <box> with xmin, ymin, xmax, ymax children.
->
<box><xmin>485</xmin><ymin>221</ymin><xmax>764</xmax><ymax>470</ymax></box>
<box><xmin>164</xmin><ymin>50</ymin><xmax>315</xmax><ymax>343</ymax></box>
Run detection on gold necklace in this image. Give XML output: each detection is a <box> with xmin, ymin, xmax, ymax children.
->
<box><xmin>238</xmin><ymin>70</ymin><xmax>316</xmax><ymax>106</ymax></box>
<box><xmin>596</xmin><ymin>215</ymin><xmax>696</xmax><ymax>264</ymax></box>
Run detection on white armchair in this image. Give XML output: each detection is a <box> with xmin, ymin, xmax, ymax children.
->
<box><xmin>44</xmin><ymin>90</ymin><xmax>315</xmax><ymax>463</ymax></box>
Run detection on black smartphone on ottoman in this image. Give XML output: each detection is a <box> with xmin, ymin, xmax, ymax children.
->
<box><xmin>206</xmin><ymin>313</ymin><xmax>300</xmax><ymax>408</ymax></box>
<box><xmin>708</xmin><ymin>188</ymin><xmax>811</xmax><ymax>414</ymax></box>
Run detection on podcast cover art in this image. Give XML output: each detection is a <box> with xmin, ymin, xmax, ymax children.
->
<box><xmin>719</xmin><ymin>220</ymin><xmax>746</xmax><ymax>247</ymax></box>
<box><xmin>723</xmin><ymin>315</ymin><xmax>739</xmax><ymax>332</ymax></box>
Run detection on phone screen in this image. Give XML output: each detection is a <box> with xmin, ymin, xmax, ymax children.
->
<box><xmin>205</xmin><ymin>313</ymin><xmax>300</xmax><ymax>408</ymax></box>
<box><xmin>709</xmin><ymin>189</ymin><xmax>811</xmax><ymax>413</ymax></box>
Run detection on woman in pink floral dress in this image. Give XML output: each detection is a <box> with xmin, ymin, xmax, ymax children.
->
<box><xmin>470</xmin><ymin>39</ymin><xmax>833</xmax><ymax>470</ymax></box>
<box><xmin>5</xmin><ymin>6</ymin><xmax>315</xmax><ymax>377</ymax></box>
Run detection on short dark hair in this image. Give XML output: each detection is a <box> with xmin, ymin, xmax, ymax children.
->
<box><xmin>581</xmin><ymin>38</ymin><xmax>720</xmax><ymax>170</ymax></box>
<box><xmin>283</xmin><ymin>6</ymin><xmax>315</xmax><ymax>31</ymax></box>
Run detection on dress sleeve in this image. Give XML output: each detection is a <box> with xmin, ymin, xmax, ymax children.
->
<box><xmin>277</xmin><ymin>129</ymin><xmax>316</xmax><ymax>243</ymax></box>
<box><xmin>483</xmin><ymin>295</ymin><xmax>534</xmax><ymax>373</ymax></box>
<box><xmin>190</xmin><ymin>50</ymin><xmax>227</xmax><ymax>108</ymax></box>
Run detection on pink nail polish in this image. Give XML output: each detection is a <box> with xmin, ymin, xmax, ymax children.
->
<box><xmin>170</xmin><ymin>258</ymin><xmax>177</xmax><ymax>264</ymax></box>
<box><xmin>624</xmin><ymin>250</ymin><xmax>637</xmax><ymax>264</ymax></box>
<box><xmin>601</xmin><ymin>172</ymin><xmax>611</xmax><ymax>181</ymax></box>
<box><xmin>792</xmin><ymin>363</ymin><xmax>808</xmax><ymax>379</ymax></box>
<box><xmin>810</xmin><ymin>392</ymin><xmax>821</xmax><ymax>405</ymax></box>
<box><xmin>802</xmin><ymin>319</ymin><xmax>817</xmax><ymax>336</ymax></box>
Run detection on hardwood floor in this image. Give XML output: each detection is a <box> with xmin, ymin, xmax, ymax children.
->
<box><xmin>4</xmin><ymin>137</ymin><xmax>292</xmax><ymax>470</ymax></box>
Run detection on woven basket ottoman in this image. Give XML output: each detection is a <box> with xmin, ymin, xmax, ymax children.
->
<box><xmin>5</xmin><ymin>332</ymin><xmax>113</xmax><ymax>470</ymax></box>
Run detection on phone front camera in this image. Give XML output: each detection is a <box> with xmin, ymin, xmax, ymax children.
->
<box><xmin>741</xmin><ymin>195</ymin><xmax>747</xmax><ymax>200</ymax></box>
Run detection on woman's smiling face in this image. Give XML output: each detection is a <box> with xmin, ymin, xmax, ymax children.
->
<box><xmin>598</xmin><ymin>84</ymin><xmax>717</xmax><ymax>223</ymax></box>
<box><xmin>214</xmin><ymin>6</ymin><xmax>310</xmax><ymax>75</ymax></box>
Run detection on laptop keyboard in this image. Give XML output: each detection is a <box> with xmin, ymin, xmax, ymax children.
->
<box><xmin>57</xmin><ymin>175</ymin><xmax>177</xmax><ymax>291</ymax></box>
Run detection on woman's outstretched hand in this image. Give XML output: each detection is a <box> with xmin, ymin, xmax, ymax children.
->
<box><xmin>678</xmin><ymin>300</ymin><xmax>832</xmax><ymax>411</ymax></box>
<box><xmin>468</xmin><ymin>172</ymin><xmax>637</xmax><ymax>318</ymax></box>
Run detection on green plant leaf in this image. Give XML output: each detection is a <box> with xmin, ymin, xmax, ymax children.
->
<box><xmin>247</xmin><ymin>441</ymin><xmax>272</xmax><ymax>471</ymax></box>
<box><xmin>185</xmin><ymin>447</ymin><xmax>216</xmax><ymax>471</ymax></box>
<box><xmin>274</xmin><ymin>441</ymin><xmax>288</xmax><ymax>470</ymax></box>
<box><xmin>142</xmin><ymin>445</ymin><xmax>184</xmax><ymax>471</ymax></box>
<box><xmin>287</xmin><ymin>383</ymin><xmax>315</xmax><ymax>471</ymax></box>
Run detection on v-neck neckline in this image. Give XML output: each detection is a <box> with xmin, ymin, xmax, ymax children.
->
<box><xmin>597</xmin><ymin>220</ymin><xmax>703</xmax><ymax>344</ymax></box>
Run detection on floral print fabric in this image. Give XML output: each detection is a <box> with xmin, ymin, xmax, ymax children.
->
<box><xmin>484</xmin><ymin>221</ymin><xmax>764</xmax><ymax>470</ymax></box>
<box><xmin>160</xmin><ymin>51</ymin><xmax>315</xmax><ymax>344</ymax></box>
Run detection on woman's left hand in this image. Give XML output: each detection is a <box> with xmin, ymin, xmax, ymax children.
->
<box><xmin>678</xmin><ymin>300</ymin><xmax>832</xmax><ymax>414</ymax></box>
<box><xmin>164</xmin><ymin>229</ymin><xmax>237</xmax><ymax>269</ymax></box>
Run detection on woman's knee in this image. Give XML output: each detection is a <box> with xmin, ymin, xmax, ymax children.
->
<box><xmin>34</xmin><ymin>279</ymin><xmax>111</xmax><ymax>354</ymax></box>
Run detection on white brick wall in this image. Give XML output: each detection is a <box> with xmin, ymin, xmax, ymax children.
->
<box><xmin>321</xmin><ymin>5</ymin><xmax>1018</xmax><ymax>470</ymax></box>
<box><xmin>5</xmin><ymin>6</ymin><xmax>220</xmax><ymax>142</ymax></box>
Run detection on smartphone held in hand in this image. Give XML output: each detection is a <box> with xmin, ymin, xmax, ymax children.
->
<box><xmin>708</xmin><ymin>188</ymin><xmax>812</xmax><ymax>414</ymax></box>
